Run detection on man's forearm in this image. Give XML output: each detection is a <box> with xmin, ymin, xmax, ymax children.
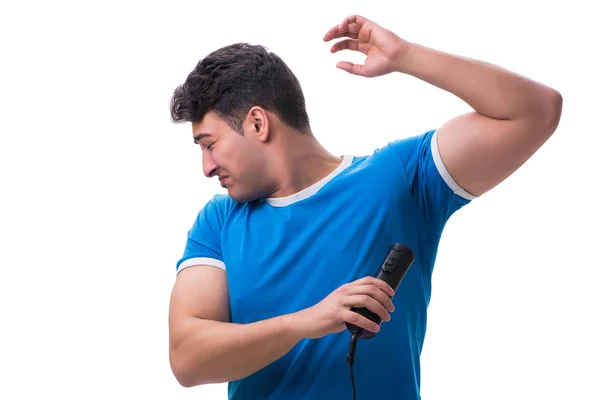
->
<box><xmin>170</xmin><ymin>313</ymin><xmax>305</xmax><ymax>387</ymax></box>
<box><xmin>397</xmin><ymin>43</ymin><xmax>559</xmax><ymax>121</ymax></box>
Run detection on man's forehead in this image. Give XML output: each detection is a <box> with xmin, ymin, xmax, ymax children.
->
<box><xmin>191</xmin><ymin>119</ymin><xmax>213</xmax><ymax>140</ymax></box>
<box><xmin>191</xmin><ymin>113</ymin><xmax>222</xmax><ymax>138</ymax></box>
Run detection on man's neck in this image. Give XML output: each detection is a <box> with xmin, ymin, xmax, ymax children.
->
<box><xmin>267</xmin><ymin>132</ymin><xmax>343</xmax><ymax>199</ymax></box>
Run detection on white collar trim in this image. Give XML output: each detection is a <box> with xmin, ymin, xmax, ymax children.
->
<box><xmin>265</xmin><ymin>155</ymin><xmax>353</xmax><ymax>207</ymax></box>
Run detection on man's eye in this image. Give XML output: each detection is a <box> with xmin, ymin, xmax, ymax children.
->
<box><xmin>206</xmin><ymin>143</ymin><xmax>214</xmax><ymax>150</ymax></box>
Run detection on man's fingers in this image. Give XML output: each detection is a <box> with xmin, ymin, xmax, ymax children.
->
<box><xmin>352</xmin><ymin>276</ymin><xmax>395</xmax><ymax>297</ymax></box>
<box><xmin>340</xmin><ymin>15</ymin><xmax>369</xmax><ymax>31</ymax></box>
<box><xmin>345</xmin><ymin>295</ymin><xmax>391</xmax><ymax>322</ymax></box>
<box><xmin>323</xmin><ymin>14</ymin><xmax>368</xmax><ymax>42</ymax></box>
<box><xmin>330</xmin><ymin>39</ymin><xmax>360</xmax><ymax>54</ymax></box>
<box><xmin>345</xmin><ymin>284</ymin><xmax>395</xmax><ymax>312</ymax></box>
<box><xmin>342</xmin><ymin>309</ymin><xmax>381</xmax><ymax>333</ymax></box>
<box><xmin>336</xmin><ymin>61</ymin><xmax>366</xmax><ymax>76</ymax></box>
<box><xmin>336</xmin><ymin>15</ymin><xmax>368</xmax><ymax>39</ymax></box>
<box><xmin>323</xmin><ymin>26</ymin><xmax>359</xmax><ymax>42</ymax></box>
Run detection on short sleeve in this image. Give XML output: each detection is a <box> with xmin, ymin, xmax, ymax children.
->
<box><xmin>175</xmin><ymin>194</ymin><xmax>231</xmax><ymax>275</ymax></box>
<box><xmin>393</xmin><ymin>129</ymin><xmax>477</xmax><ymax>236</ymax></box>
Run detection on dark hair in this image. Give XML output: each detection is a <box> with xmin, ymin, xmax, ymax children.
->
<box><xmin>170</xmin><ymin>43</ymin><xmax>310</xmax><ymax>133</ymax></box>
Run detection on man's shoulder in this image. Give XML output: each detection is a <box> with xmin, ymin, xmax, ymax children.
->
<box><xmin>380</xmin><ymin>129</ymin><xmax>435</xmax><ymax>155</ymax></box>
<box><xmin>207</xmin><ymin>193</ymin><xmax>236</xmax><ymax>208</ymax></box>
<box><xmin>196</xmin><ymin>193</ymin><xmax>242</xmax><ymax>224</ymax></box>
<box><xmin>344</xmin><ymin>129</ymin><xmax>435</xmax><ymax>176</ymax></box>
<box><xmin>351</xmin><ymin>129</ymin><xmax>435</xmax><ymax>161</ymax></box>
<box><xmin>201</xmin><ymin>193</ymin><xmax>273</xmax><ymax>224</ymax></box>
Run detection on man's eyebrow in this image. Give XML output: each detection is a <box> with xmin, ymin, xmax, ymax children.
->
<box><xmin>192</xmin><ymin>132</ymin><xmax>211</xmax><ymax>143</ymax></box>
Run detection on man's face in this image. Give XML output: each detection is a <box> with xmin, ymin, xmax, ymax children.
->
<box><xmin>192</xmin><ymin>111</ymin><xmax>271</xmax><ymax>203</ymax></box>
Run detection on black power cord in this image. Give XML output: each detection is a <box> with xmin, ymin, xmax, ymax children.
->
<box><xmin>346</xmin><ymin>329</ymin><xmax>362</xmax><ymax>400</ymax></box>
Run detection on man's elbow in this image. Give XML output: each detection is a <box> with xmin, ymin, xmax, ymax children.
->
<box><xmin>541</xmin><ymin>88</ymin><xmax>563</xmax><ymax>135</ymax></box>
<box><xmin>170</xmin><ymin>349</ymin><xmax>204</xmax><ymax>388</ymax></box>
<box><xmin>173</xmin><ymin>371</ymin><xmax>196</xmax><ymax>388</ymax></box>
<box><xmin>170</xmin><ymin>355</ymin><xmax>197</xmax><ymax>388</ymax></box>
<box><xmin>170</xmin><ymin>349</ymin><xmax>224</xmax><ymax>388</ymax></box>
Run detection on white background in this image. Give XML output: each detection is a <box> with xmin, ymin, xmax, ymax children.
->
<box><xmin>1</xmin><ymin>0</ymin><xmax>598</xmax><ymax>399</ymax></box>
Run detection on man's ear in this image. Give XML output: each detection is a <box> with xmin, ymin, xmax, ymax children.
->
<box><xmin>246</xmin><ymin>107</ymin><xmax>269</xmax><ymax>142</ymax></box>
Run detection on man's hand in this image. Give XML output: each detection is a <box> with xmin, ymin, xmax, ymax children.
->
<box><xmin>323</xmin><ymin>15</ymin><xmax>411</xmax><ymax>77</ymax></box>
<box><xmin>294</xmin><ymin>276</ymin><xmax>396</xmax><ymax>339</ymax></box>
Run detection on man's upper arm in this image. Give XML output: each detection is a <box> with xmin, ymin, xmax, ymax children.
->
<box><xmin>170</xmin><ymin>194</ymin><xmax>232</xmax><ymax>349</ymax></box>
<box><xmin>436</xmin><ymin>98</ymin><xmax>561</xmax><ymax>197</ymax></box>
<box><xmin>168</xmin><ymin>265</ymin><xmax>230</xmax><ymax>350</ymax></box>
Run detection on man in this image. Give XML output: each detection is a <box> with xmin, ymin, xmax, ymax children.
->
<box><xmin>168</xmin><ymin>15</ymin><xmax>562</xmax><ymax>399</ymax></box>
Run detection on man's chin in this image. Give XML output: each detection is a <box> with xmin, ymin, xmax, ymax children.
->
<box><xmin>227</xmin><ymin>188</ymin><xmax>263</xmax><ymax>204</ymax></box>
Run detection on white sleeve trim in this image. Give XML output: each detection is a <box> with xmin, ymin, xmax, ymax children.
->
<box><xmin>177</xmin><ymin>257</ymin><xmax>226</xmax><ymax>275</ymax></box>
<box><xmin>430</xmin><ymin>129</ymin><xmax>478</xmax><ymax>201</ymax></box>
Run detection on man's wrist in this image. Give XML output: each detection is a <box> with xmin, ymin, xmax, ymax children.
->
<box><xmin>392</xmin><ymin>41</ymin><xmax>419</xmax><ymax>75</ymax></box>
<box><xmin>280</xmin><ymin>309</ymin><xmax>311</xmax><ymax>341</ymax></box>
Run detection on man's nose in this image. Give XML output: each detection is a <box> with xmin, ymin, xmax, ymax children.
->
<box><xmin>202</xmin><ymin>151</ymin><xmax>218</xmax><ymax>178</ymax></box>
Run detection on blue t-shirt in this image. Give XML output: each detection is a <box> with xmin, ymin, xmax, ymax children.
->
<box><xmin>176</xmin><ymin>129</ymin><xmax>476</xmax><ymax>399</ymax></box>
